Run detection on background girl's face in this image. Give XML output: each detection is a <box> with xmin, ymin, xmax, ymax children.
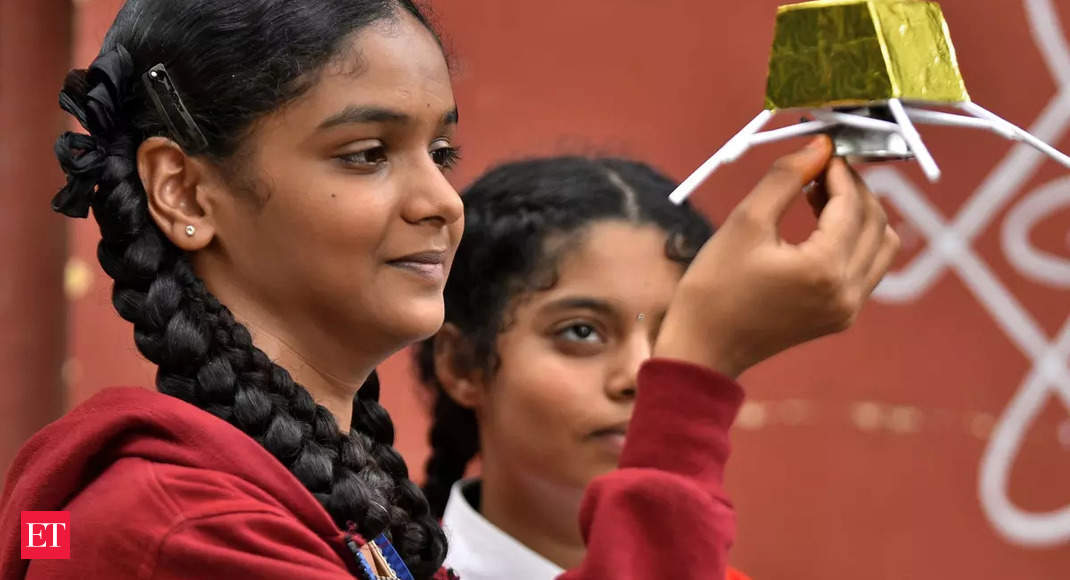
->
<box><xmin>477</xmin><ymin>220</ymin><xmax>686</xmax><ymax>493</ymax></box>
<box><xmin>196</xmin><ymin>11</ymin><xmax>462</xmax><ymax>375</ymax></box>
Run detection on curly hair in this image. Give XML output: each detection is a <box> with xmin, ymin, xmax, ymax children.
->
<box><xmin>415</xmin><ymin>156</ymin><xmax>714</xmax><ymax>517</ymax></box>
<box><xmin>51</xmin><ymin>1</ymin><xmax>446</xmax><ymax>577</ymax></box>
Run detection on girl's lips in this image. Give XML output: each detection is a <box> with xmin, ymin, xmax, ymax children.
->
<box><xmin>588</xmin><ymin>421</ymin><xmax>629</xmax><ymax>438</ymax></box>
<box><xmin>388</xmin><ymin>249</ymin><xmax>447</xmax><ymax>265</ymax></box>
<box><xmin>588</xmin><ymin>423</ymin><xmax>629</xmax><ymax>454</ymax></box>
<box><xmin>590</xmin><ymin>430</ymin><xmax>627</xmax><ymax>454</ymax></box>
<box><xmin>387</xmin><ymin>249</ymin><xmax>448</xmax><ymax>281</ymax></box>
<box><xmin>388</xmin><ymin>260</ymin><xmax>445</xmax><ymax>281</ymax></box>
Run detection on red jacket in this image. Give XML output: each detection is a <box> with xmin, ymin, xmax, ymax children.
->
<box><xmin>1</xmin><ymin>359</ymin><xmax>743</xmax><ymax>579</ymax></box>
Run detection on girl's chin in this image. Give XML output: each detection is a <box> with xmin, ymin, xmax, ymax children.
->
<box><xmin>381</xmin><ymin>301</ymin><xmax>445</xmax><ymax>343</ymax></box>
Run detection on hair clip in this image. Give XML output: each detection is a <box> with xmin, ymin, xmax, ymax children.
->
<box><xmin>142</xmin><ymin>63</ymin><xmax>210</xmax><ymax>153</ymax></box>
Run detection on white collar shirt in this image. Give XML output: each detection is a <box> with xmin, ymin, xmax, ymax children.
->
<box><xmin>441</xmin><ymin>479</ymin><xmax>564</xmax><ymax>580</ymax></box>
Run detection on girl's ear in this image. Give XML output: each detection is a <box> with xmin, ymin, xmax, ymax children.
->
<box><xmin>138</xmin><ymin>136</ymin><xmax>222</xmax><ymax>251</ymax></box>
<box><xmin>431</xmin><ymin>323</ymin><xmax>485</xmax><ymax>410</ymax></box>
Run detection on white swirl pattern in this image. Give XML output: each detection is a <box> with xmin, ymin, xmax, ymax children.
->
<box><xmin>864</xmin><ymin>0</ymin><xmax>1070</xmax><ymax>547</ymax></box>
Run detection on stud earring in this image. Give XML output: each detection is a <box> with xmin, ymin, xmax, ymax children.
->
<box><xmin>185</xmin><ymin>225</ymin><xmax>196</xmax><ymax>237</ymax></box>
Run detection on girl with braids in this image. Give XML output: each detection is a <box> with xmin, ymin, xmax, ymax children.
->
<box><xmin>0</xmin><ymin>0</ymin><xmax>898</xmax><ymax>578</ymax></box>
<box><xmin>416</xmin><ymin>156</ymin><xmax>749</xmax><ymax>580</ymax></box>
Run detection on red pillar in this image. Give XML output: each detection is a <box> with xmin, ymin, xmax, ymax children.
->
<box><xmin>0</xmin><ymin>0</ymin><xmax>72</xmax><ymax>473</ymax></box>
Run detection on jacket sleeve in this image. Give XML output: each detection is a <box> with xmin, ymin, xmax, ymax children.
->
<box><xmin>150</xmin><ymin>510</ymin><xmax>356</xmax><ymax>579</ymax></box>
<box><xmin>558</xmin><ymin>358</ymin><xmax>744</xmax><ymax>580</ymax></box>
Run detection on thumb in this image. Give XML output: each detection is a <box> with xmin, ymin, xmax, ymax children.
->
<box><xmin>739</xmin><ymin>135</ymin><xmax>833</xmax><ymax>231</ymax></box>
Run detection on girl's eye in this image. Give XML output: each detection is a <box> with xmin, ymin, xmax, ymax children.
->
<box><xmin>558</xmin><ymin>323</ymin><xmax>602</xmax><ymax>344</ymax></box>
<box><xmin>337</xmin><ymin>147</ymin><xmax>388</xmax><ymax>168</ymax></box>
<box><xmin>431</xmin><ymin>145</ymin><xmax>462</xmax><ymax>170</ymax></box>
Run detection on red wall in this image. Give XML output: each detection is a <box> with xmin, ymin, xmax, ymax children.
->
<box><xmin>56</xmin><ymin>1</ymin><xmax>1070</xmax><ymax>578</ymax></box>
<box><xmin>0</xmin><ymin>0</ymin><xmax>69</xmax><ymax>478</ymax></box>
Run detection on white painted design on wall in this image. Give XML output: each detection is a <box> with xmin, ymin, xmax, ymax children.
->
<box><xmin>863</xmin><ymin>0</ymin><xmax>1070</xmax><ymax>548</ymax></box>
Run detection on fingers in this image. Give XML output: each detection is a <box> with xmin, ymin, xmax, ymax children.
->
<box><xmin>804</xmin><ymin>175</ymin><xmax>829</xmax><ymax>219</ymax></box>
<box><xmin>862</xmin><ymin>225</ymin><xmax>901</xmax><ymax>296</ymax></box>
<box><xmin>846</xmin><ymin>167</ymin><xmax>888</xmax><ymax>279</ymax></box>
<box><xmin>736</xmin><ymin>136</ymin><xmax>833</xmax><ymax>232</ymax></box>
<box><xmin>807</xmin><ymin>158</ymin><xmax>866</xmax><ymax>257</ymax></box>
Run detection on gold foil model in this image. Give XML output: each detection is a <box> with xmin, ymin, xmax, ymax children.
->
<box><xmin>670</xmin><ymin>0</ymin><xmax>1070</xmax><ymax>204</ymax></box>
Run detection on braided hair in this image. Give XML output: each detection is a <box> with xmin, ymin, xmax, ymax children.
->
<box><xmin>51</xmin><ymin>1</ymin><xmax>446</xmax><ymax>577</ymax></box>
<box><xmin>415</xmin><ymin>156</ymin><xmax>714</xmax><ymax>517</ymax></box>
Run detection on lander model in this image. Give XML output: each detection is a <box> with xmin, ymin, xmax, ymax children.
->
<box><xmin>670</xmin><ymin>0</ymin><xmax>1070</xmax><ymax>204</ymax></box>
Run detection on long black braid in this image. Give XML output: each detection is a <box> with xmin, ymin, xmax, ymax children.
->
<box><xmin>416</xmin><ymin>156</ymin><xmax>715</xmax><ymax>517</ymax></box>
<box><xmin>51</xmin><ymin>1</ymin><xmax>446</xmax><ymax>577</ymax></box>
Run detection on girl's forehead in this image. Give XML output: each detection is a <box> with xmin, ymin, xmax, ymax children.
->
<box><xmin>336</xmin><ymin>15</ymin><xmax>451</xmax><ymax>93</ymax></box>
<box><xmin>252</xmin><ymin>20</ymin><xmax>456</xmax><ymax>147</ymax></box>
<box><xmin>524</xmin><ymin>222</ymin><xmax>685</xmax><ymax>311</ymax></box>
<box><xmin>556</xmin><ymin>222</ymin><xmax>672</xmax><ymax>271</ymax></box>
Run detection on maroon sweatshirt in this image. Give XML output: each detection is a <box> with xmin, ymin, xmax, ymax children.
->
<box><xmin>1</xmin><ymin>358</ymin><xmax>742</xmax><ymax>579</ymax></box>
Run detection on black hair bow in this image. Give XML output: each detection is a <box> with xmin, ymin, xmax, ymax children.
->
<box><xmin>51</xmin><ymin>45</ymin><xmax>134</xmax><ymax>218</ymax></box>
<box><xmin>51</xmin><ymin>133</ymin><xmax>106</xmax><ymax>218</ymax></box>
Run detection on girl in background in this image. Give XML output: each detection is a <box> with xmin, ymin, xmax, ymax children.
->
<box><xmin>418</xmin><ymin>156</ymin><xmax>747</xmax><ymax>580</ymax></box>
<box><xmin>0</xmin><ymin>0</ymin><xmax>898</xmax><ymax>577</ymax></box>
